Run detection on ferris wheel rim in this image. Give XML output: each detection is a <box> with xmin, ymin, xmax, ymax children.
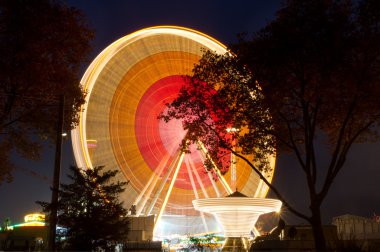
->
<box><xmin>71</xmin><ymin>25</ymin><xmax>276</xmax><ymax>237</ymax></box>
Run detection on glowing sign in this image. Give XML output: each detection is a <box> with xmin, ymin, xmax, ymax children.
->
<box><xmin>24</xmin><ymin>213</ymin><xmax>45</xmax><ymax>223</ymax></box>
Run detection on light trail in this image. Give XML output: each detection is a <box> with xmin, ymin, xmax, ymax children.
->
<box><xmin>153</xmin><ymin>151</ymin><xmax>185</xmax><ymax>234</ymax></box>
<box><xmin>197</xmin><ymin>141</ymin><xmax>233</xmax><ymax>194</ymax></box>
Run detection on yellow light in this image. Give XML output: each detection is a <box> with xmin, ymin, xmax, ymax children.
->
<box><xmin>16</xmin><ymin>221</ymin><xmax>45</xmax><ymax>227</ymax></box>
<box><xmin>153</xmin><ymin>151</ymin><xmax>185</xmax><ymax>235</ymax></box>
<box><xmin>71</xmin><ymin>25</ymin><xmax>277</xmax><ymax>237</ymax></box>
<box><xmin>226</xmin><ymin>128</ymin><xmax>239</xmax><ymax>133</ymax></box>
<box><xmin>197</xmin><ymin>141</ymin><xmax>233</xmax><ymax>194</ymax></box>
<box><xmin>73</xmin><ymin>26</ymin><xmax>227</xmax><ymax>170</ymax></box>
<box><xmin>24</xmin><ymin>213</ymin><xmax>45</xmax><ymax>223</ymax></box>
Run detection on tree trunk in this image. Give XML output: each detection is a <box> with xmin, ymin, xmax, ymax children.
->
<box><xmin>310</xmin><ymin>205</ymin><xmax>327</xmax><ymax>251</ymax></box>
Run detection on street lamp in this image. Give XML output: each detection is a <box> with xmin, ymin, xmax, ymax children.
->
<box><xmin>48</xmin><ymin>95</ymin><xmax>64</xmax><ymax>251</ymax></box>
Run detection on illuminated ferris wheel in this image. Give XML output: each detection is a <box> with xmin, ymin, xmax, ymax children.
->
<box><xmin>71</xmin><ymin>26</ymin><xmax>275</xmax><ymax>237</ymax></box>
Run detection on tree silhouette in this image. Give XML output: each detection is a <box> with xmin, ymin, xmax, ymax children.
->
<box><xmin>0</xmin><ymin>0</ymin><xmax>94</xmax><ymax>184</ymax></box>
<box><xmin>160</xmin><ymin>0</ymin><xmax>380</xmax><ymax>250</ymax></box>
<box><xmin>38</xmin><ymin>166</ymin><xmax>129</xmax><ymax>251</ymax></box>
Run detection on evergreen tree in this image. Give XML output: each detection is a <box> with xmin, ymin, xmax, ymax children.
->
<box><xmin>38</xmin><ymin>166</ymin><xmax>129</xmax><ymax>251</ymax></box>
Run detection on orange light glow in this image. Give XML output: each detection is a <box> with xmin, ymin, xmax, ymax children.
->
<box><xmin>24</xmin><ymin>213</ymin><xmax>45</xmax><ymax>223</ymax></box>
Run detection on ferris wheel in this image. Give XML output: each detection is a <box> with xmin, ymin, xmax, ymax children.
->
<box><xmin>71</xmin><ymin>26</ymin><xmax>275</xmax><ymax>237</ymax></box>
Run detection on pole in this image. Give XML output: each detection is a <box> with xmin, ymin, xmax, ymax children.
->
<box><xmin>48</xmin><ymin>95</ymin><xmax>64</xmax><ymax>251</ymax></box>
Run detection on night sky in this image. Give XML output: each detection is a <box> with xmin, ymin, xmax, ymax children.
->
<box><xmin>1</xmin><ymin>0</ymin><xmax>379</xmax><ymax>226</ymax></box>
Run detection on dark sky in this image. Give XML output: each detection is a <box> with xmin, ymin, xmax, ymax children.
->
<box><xmin>1</xmin><ymin>0</ymin><xmax>379</xmax><ymax>226</ymax></box>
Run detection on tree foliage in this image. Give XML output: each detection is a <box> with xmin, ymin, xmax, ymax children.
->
<box><xmin>0</xmin><ymin>0</ymin><xmax>94</xmax><ymax>184</ymax></box>
<box><xmin>161</xmin><ymin>54</ymin><xmax>275</xmax><ymax>176</ymax></box>
<box><xmin>161</xmin><ymin>0</ymin><xmax>380</xmax><ymax>249</ymax></box>
<box><xmin>38</xmin><ymin>166</ymin><xmax>129</xmax><ymax>251</ymax></box>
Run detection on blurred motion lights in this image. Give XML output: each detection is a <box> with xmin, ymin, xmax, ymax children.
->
<box><xmin>71</xmin><ymin>26</ymin><xmax>276</xmax><ymax>237</ymax></box>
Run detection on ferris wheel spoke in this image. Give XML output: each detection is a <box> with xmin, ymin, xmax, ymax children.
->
<box><xmin>197</xmin><ymin>150</ymin><xmax>222</xmax><ymax>197</ymax></box>
<box><xmin>185</xmin><ymin>159</ymin><xmax>199</xmax><ymax>199</ymax></box>
<box><xmin>145</xmin><ymin>148</ymin><xmax>183</xmax><ymax>216</ymax></box>
<box><xmin>153</xmin><ymin>151</ymin><xmax>186</xmax><ymax>234</ymax></box>
<box><xmin>187</xmin><ymin>156</ymin><xmax>209</xmax><ymax>198</ymax></box>
<box><xmin>185</xmin><ymin>159</ymin><xmax>209</xmax><ymax>232</ymax></box>
<box><xmin>135</xmin><ymin>151</ymin><xmax>173</xmax><ymax>216</ymax></box>
<box><xmin>197</xmin><ymin>140</ymin><xmax>233</xmax><ymax>195</ymax></box>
